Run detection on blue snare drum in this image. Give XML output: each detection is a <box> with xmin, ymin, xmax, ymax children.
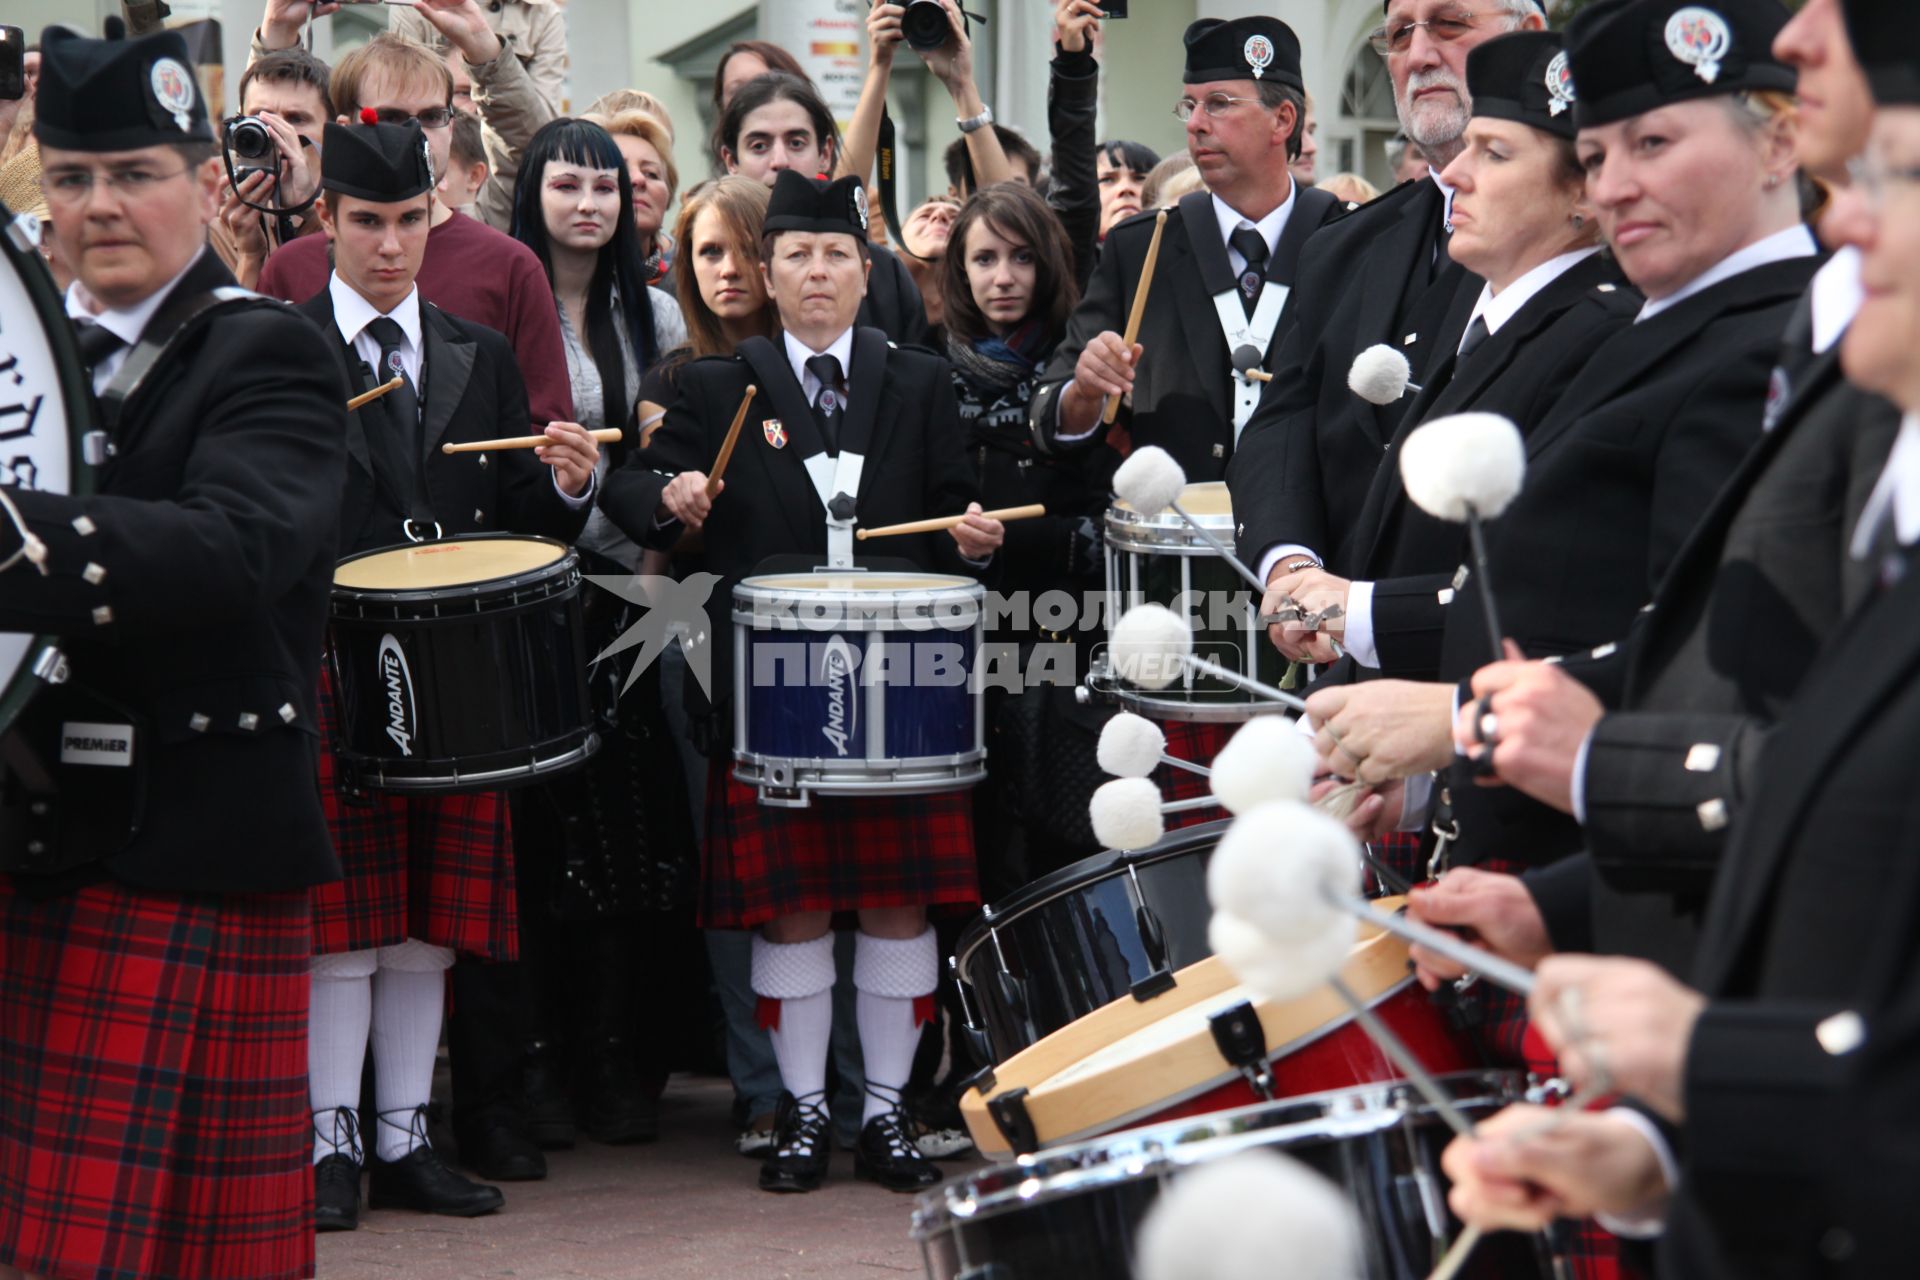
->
<box><xmin>731</xmin><ymin>571</ymin><xmax>986</xmax><ymax>807</ymax></box>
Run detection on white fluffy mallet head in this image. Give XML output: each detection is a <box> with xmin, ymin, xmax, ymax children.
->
<box><xmin>1205</xmin><ymin>802</ymin><xmax>1361</xmax><ymax>999</ymax></box>
<box><xmin>1113</xmin><ymin>445</ymin><xmax>1188</xmax><ymax>516</ymax></box>
<box><xmin>1348</xmin><ymin>343</ymin><xmax>1414</xmax><ymax>405</ymax></box>
<box><xmin>1098</xmin><ymin>712</ymin><xmax>1167</xmax><ymax>778</ymax></box>
<box><xmin>1398</xmin><ymin>411</ymin><xmax>1527</xmax><ymax>522</ymax></box>
<box><xmin>1109</xmin><ymin>604</ymin><xmax>1194</xmax><ymax>691</ymax></box>
<box><xmin>1209</xmin><ymin>717</ymin><xmax>1316</xmax><ymax>815</ymax></box>
<box><xmin>1136</xmin><ymin>1148</ymin><xmax>1364</xmax><ymax>1280</ymax></box>
<box><xmin>1090</xmin><ymin>776</ymin><xmax>1167</xmax><ymax>850</ymax></box>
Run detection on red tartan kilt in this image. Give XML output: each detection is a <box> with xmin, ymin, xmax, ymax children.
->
<box><xmin>0</xmin><ymin>877</ymin><xmax>313</xmax><ymax>1280</ymax></box>
<box><xmin>310</xmin><ymin>665</ymin><xmax>518</xmax><ymax>959</ymax></box>
<box><xmin>702</xmin><ymin>766</ymin><xmax>978</xmax><ymax>929</ymax></box>
<box><xmin>1156</xmin><ymin>718</ymin><xmax>1235</xmax><ymax>829</ymax></box>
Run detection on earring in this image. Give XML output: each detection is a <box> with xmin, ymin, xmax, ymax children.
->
<box><xmin>1570</xmin><ymin>213</ymin><xmax>1585</xmax><ymax>228</ymax></box>
<box><xmin>1765</xmin><ymin>174</ymin><xmax>1782</xmax><ymax>189</ymax></box>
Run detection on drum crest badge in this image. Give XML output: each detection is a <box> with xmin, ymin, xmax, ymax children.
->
<box><xmin>763</xmin><ymin>418</ymin><xmax>787</xmax><ymax>449</ymax></box>
<box><xmin>1665</xmin><ymin>6</ymin><xmax>1732</xmax><ymax>85</ymax></box>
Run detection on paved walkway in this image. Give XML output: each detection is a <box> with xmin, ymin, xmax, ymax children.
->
<box><xmin>318</xmin><ymin>1077</ymin><xmax>978</xmax><ymax>1279</ymax></box>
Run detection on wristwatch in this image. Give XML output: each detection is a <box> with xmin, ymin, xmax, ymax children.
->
<box><xmin>956</xmin><ymin>105</ymin><xmax>994</xmax><ymax>134</ymax></box>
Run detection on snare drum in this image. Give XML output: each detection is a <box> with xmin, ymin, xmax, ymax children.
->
<box><xmin>960</xmin><ymin>904</ymin><xmax>1476</xmax><ymax>1159</ymax></box>
<box><xmin>731</xmin><ymin>572</ymin><xmax>985</xmax><ymax>807</ymax></box>
<box><xmin>952</xmin><ymin>821</ymin><xmax>1223</xmax><ymax>1064</ymax></box>
<box><xmin>919</xmin><ymin>1072</ymin><xmax>1555</xmax><ymax>1280</ymax></box>
<box><xmin>328</xmin><ymin>535</ymin><xmax>595</xmax><ymax>792</ymax></box>
<box><xmin>0</xmin><ymin>203</ymin><xmax>95</xmax><ymax>734</ymax></box>
<box><xmin>1101</xmin><ymin>482</ymin><xmax>1286</xmax><ymax>721</ymax></box>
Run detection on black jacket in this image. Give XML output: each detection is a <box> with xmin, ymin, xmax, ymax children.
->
<box><xmin>1350</xmin><ymin>252</ymin><xmax>1642</xmax><ymax>678</ymax></box>
<box><xmin>861</xmin><ymin>243</ymin><xmax>930</xmax><ymax>347</ymax></box>
<box><xmin>1525</xmin><ymin>295</ymin><xmax>1903</xmax><ymax>974</ymax></box>
<box><xmin>296</xmin><ymin>290</ymin><xmax>590</xmax><ymax>553</ymax></box>
<box><xmin>1030</xmin><ymin>183</ymin><xmax>1346</xmax><ymax>482</ymax></box>
<box><xmin>0</xmin><ymin>253</ymin><xmax>348</xmax><ymax>892</ymax></box>
<box><xmin>1428</xmin><ymin>252</ymin><xmax>1824</xmax><ymax>874</ymax></box>
<box><xmin>1230</xmin><ymin>177</ymin><xmax>1475</xmax><ymax>574</ymax></box>
<box><xmin>1651</xmin><ymin>547</ymin><xmax>1920</xmax><ymax>1280</ymax></box>
<box><xmin>600</xmin><ymin>328</ymin><xmax>983</xmax><ymax>730</ymax></box>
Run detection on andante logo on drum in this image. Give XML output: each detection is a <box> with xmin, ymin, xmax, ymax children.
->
<box><xmin>819</xmin><ymin>634</ymin><xmax>858</xmax><ymax>757</ymax></box>
<box><xmin>377</xmin><ymin>633</ymin><xmax>417</xmax><ymax>756</ymax></box>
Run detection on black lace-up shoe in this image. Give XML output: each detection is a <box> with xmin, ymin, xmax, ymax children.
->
<box><xmin>313</xmin><ymin>1154</ymin><xmax>362</xmax><ymax>1232</ymax></box>
<box><xmin>854</xmin><ymin>1108</ymin><xmax>943</xmax><ymax>1191</ymax></box>
<box><xmin>367</xmin><ymin>1106</ymin><xmax>505</xmax><ymax>1217</ymax></box>
<box><xmin>758</xmin><ymin>1092</ymin><xmax>832</xmax><ymax>1193</ymax></box>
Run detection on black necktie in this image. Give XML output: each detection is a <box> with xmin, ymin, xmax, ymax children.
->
<box><xmin>361</xmin><ymin>316</ymin><xmax>422</xmax><ymax>492</ymax></box>
<box><xmin>1228</xmin><ymin>227</ymin><xmax>1268</xmax><ymax>319</ymax></box>
<box><xmin>806</xmin><ymin>353</ymin><xmax>844</xmax><ymax>453</ymax></box>
<box><xmin>74</xmin><ymin>320</ymin><xmax>127</xmax><ymax>374</ymax></box>
<box><xmin>1457</xmin><ymin>315</ymin><xmax>1491</xmax><ymax>362</ymax></box>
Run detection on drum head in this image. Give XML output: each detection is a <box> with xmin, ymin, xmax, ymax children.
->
<box><xmin>744</xmin><ymin>572</ymin><xmax>975</xmax><ymax>594</ymax></box>
<box><xmin>335</xmin><ymin>536</ymin><xmax>569</xmax><ymax>591</ymax></box>
<box><xmin>1111</xmin><ymin>482</ymin><xmax>1231</xmax><ymax>518</ymax></box>
<box><xmin>0</xmin><ymin>204</ymin><xmax>96</xmax><ymax>736</ymax></box>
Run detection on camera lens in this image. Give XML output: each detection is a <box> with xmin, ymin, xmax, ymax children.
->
<box><xmin>902</xmin><ymin>0</ymin><xmax>949</xmax><ymax>51</ymax></box>
<box><xmin>227</xmin><ymin>116</ymin><xmax>273</xmax><ymax>161</ymax></box>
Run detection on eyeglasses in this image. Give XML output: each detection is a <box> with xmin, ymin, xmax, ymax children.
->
<box><xmin>1847</xmin><ymin>155</ymin><xmax>1920</xmax><ymax>210</ymax></box>
<box><xmin>1173</xmin><ymin>94</ymin><xmax>1263</xmax><ymax>122</ymax></box>
<box><xmin>366</xmin><ymin>105</ymin><xmax>455</xmax><ymax>130</ymax></box>
<box><xmin>43</xmin><ymin>166</ymin><xmax>192</xmax><ymax>204</ymax></box>
<box><xmin>1368</xmin><ymin>10</ymin><xmax>1490</xmax><ymax>57</ymax></box>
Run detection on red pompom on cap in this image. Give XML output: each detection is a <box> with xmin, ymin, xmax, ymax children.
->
<box><xmin>359</xmin><ymin>107</ymin><xmax>379</xmax><ymax>126</ymax></box>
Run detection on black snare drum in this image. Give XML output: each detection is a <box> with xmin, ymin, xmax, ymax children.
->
<box><xmin>328</xmin><ymin>535</ymin><xmax>596</xmax><ymax>792</ymax></box>
<box><xmin>952</xmin><ymin>820</ymin><xmax>1224</xmax><ymax>1063</ymax></box>
<box><xmin>916</xmin><ymin>1072</ymin><xmax>1556</xmax><ymax>1280</ymax></box>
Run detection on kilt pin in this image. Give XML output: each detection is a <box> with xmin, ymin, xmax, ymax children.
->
<box><xmin>0</xmin><ymin>877</ymin><xmax>315</xmax><ymax>1280</ymax></box>
<box><xmin>310</xmin><ymin>666</ymin><xmax>518</xmax><ymax>960</ymax></box>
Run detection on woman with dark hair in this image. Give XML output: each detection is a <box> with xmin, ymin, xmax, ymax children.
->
<box><xmin>1095</xmin><ymin>138</ymin><xmax>1159</xmax><ymax>241</ymax></box>
<box><xmin>709</xmin><ymin>39</ymin><xmax>813</xmax><ymax>169</ymax></box>
<box><xmin>716</xmin><ymin>72</ymin><xmax>930</xmax><ymax>344</ymax></box>
<box><xmin>504</xmin><ymin>117</ymin><xmax>695</xmax><ymax>1148</ymax></box>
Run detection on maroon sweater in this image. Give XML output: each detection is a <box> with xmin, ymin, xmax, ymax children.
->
<box><xmin>257</xmin><ymin>209</ymin><xmax>574</xmax><ymax>427</ymax></box>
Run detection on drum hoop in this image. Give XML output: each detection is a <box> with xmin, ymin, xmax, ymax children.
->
<box><xmin>331</xmin><ymin>535</ymin><xmax>579</xmax><ymax>605</ymax></box>
<box><xmin>915</xmin><ymin>1069</ymin><xmax>1523</xmax><ymax>1234</ymax></box>
<box><xmin>732</xmin><ymin>575</ymin><xmax>984</xmax><ymax>631</ymax></box>
<box><xmin>0</xmin><ymin>205</ymin><xmax>98</xmax><ymax>737</ymax></box>
<box><xmin>953</xmin><ymin>820</ymin><xmax>1228</xmax><ymax>969</ymax></box>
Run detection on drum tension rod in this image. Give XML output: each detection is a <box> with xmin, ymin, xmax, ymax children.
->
<box><xmin>1208</xmin><ymin>1002</ymin><xmax>1276</xmax><ymax>1102</ymax></box>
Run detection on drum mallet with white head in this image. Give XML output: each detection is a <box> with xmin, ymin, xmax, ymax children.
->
<box><xmin>1348</xmin><ymin>344</ymin><xmax>1423</xmax><ymax>405</ymax></box>
<box><xmin>1110</xmin><ymin>604</ymin><xmax>1308</xmax><ymax>713</ymax></box>
<box><xmin>1136</xmin><ymin>1149</ymin><xmax>1364</xmax><ymax>1280</ymax></box>
<box><xmin>1088</xmin><ymin>776</ymin><xmax>1224</xmax><ymax>851</ymax></box>
<box><xmin>1398</xmin><ymin>412</ymin><xmax>1527</xmax><ymax>668</ymax></box>
<box><xmin>1097</xmin><ymin>711</ymin><xmax>1211</xmax><ymax>778</ymax></box>
<box><xmin>1112</xmin><ymin>447</ymin><xmax>1270</xmax><ymax>598</ymax></box>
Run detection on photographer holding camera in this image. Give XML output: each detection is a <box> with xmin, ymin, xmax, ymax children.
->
<box><xmin>213</xmin><ymin>48</ymin><xmax>330</xmax><ymax>288</ymax></box>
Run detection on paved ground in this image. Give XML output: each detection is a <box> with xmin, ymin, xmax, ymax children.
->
<box><xmin>317</xmin><ymin>1076</ymin><xmax>980</xmax><ymax>1279</ymax></box>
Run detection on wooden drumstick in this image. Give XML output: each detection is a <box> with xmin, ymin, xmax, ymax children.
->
<box><xmin>705</xmin><ymin>384</ymin><xmax>758</xmax><ymax>499</ymax></box>
<box><xmin>441</xmin><ymin>428</ymin><xmax>623</xmax><ymax>454</ymax></box>
<box><xmin>346</xmin><ymin>375</ymin><xmax>404</xmax><ymax>412</ymax></box>
<box><xmin>855</xmin><ymin>503</ymin><xmax>1047</xmax><ymax>540</ymax></box>
<box><xmin>1103</xmin><ymin>208</ymin><xmax>1168</xmax><ymax>426</ymax></box>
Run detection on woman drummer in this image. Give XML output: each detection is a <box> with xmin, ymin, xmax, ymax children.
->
<box><xmin>1296</xmin><ymin>0</ymin><xmax>1817</xmax><ymax>1059</ymax></box>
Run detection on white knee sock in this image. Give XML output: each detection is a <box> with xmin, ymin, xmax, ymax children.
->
<box><xmin>751</xmin><ymin>933</ymin><xmax>837</xmax><ymax>1103</ymax></box>
<box><xmin>853</xmin><ymin>929</ymin><xmax>937</xmax><ymax>1123</ymax></box>
<box><xmin>309</xmin><ymin>948</ymin><xmax>378</xmax><ymax>1164</ymax></box>
<box><xmin>370</xmin><ymin>939</ymin><xmax>455</xmax><ymax>1163</ymax></box>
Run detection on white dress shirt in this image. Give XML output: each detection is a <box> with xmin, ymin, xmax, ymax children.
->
<box><xmin>1636</xmin><ymin>224</ymin><xmax>1818</xmax><ymax>324</ymax></box>
<box><xmin>784</xmin><ymin>326</ymin><xmax>857</xmax><ymax>414</ymax></box>
<box><xmin>1809</xmin><ymin>245</ymin><xmax>1864</xmax><ymax>356</ymax></box>
<box><xmin>1850</xmin><ymin>413</ymin><xmax>1920</xmax><ymax>562</ymax></box>
<box><xmin>1210</xmin><ymin>185</ymin><xmax>1299</xmax><ymax>278</ymax></box>
<box><xmin>329</xmin><ymin>272</ymin><xmax>590</xmax><ymax>507</ymax></box>
<box><xmin>65</xmin><ymin>247</ymin><xmax>209</xmax><ymax>394</ymax></box>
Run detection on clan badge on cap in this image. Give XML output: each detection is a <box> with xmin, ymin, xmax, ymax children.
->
<box><xmin>1564</xmin><ymin>0</ymin><xmax>1793</xmax><ymax>129</ymax></box>
<box><xmin>1182</xmin><ymin>17</ymin><xmax>1303</xmax><ymax>91</ymax></box>
<box><xmin>1546</xmin><ymin>52</ymin><xmax>1576</xmax><ymax>117</ymax></box>
<box><xmin>1465</xmin><ymin>31</ymin><xmax>1578</xmax><ymax>141</ymax></box>
<box><xmin>34</xmin><ymin>26</ymin><xmax>215</xmax><ymax>152</ymax></box>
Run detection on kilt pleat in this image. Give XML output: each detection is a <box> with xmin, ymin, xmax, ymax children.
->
<box><xmin>310</xmin><ymin>668</ymin><xmax>517</xmax><ymax>959</ymax></box>
<box><xmin>702</xmin><ymin>767</ymin><xmax>978</xmax><ymax>929</ymax></box>
<box><xmin>0</xmin><ymin>878</ymin><xmax>313</xmax><ymax>1280</ymax></box>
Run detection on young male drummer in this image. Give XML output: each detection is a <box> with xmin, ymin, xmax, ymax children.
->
<box><xmin>603</xmin><ymin>169</ymin><xmax>1004</xmax><ymax>1194</ymax></box>
<box><xmin>295</xmin><ymin>116</ymin><xmax>599</xmax><ymax>1231</ymax></box>
<box><xmin>0</xmin><ymin>28</ymin><xmax>347</xmax><ymax>1280</ymax></box>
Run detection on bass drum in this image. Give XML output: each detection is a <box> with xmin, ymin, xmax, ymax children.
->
<box><xmin>0</xmin><ymin>203</ymin><xmax>95</xmax><ymax>733</ymax></box>
<box><xmin>952</xmin><ymin>821</ymin><xmax>1224</xmax><ymax>1063</ymax></box>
